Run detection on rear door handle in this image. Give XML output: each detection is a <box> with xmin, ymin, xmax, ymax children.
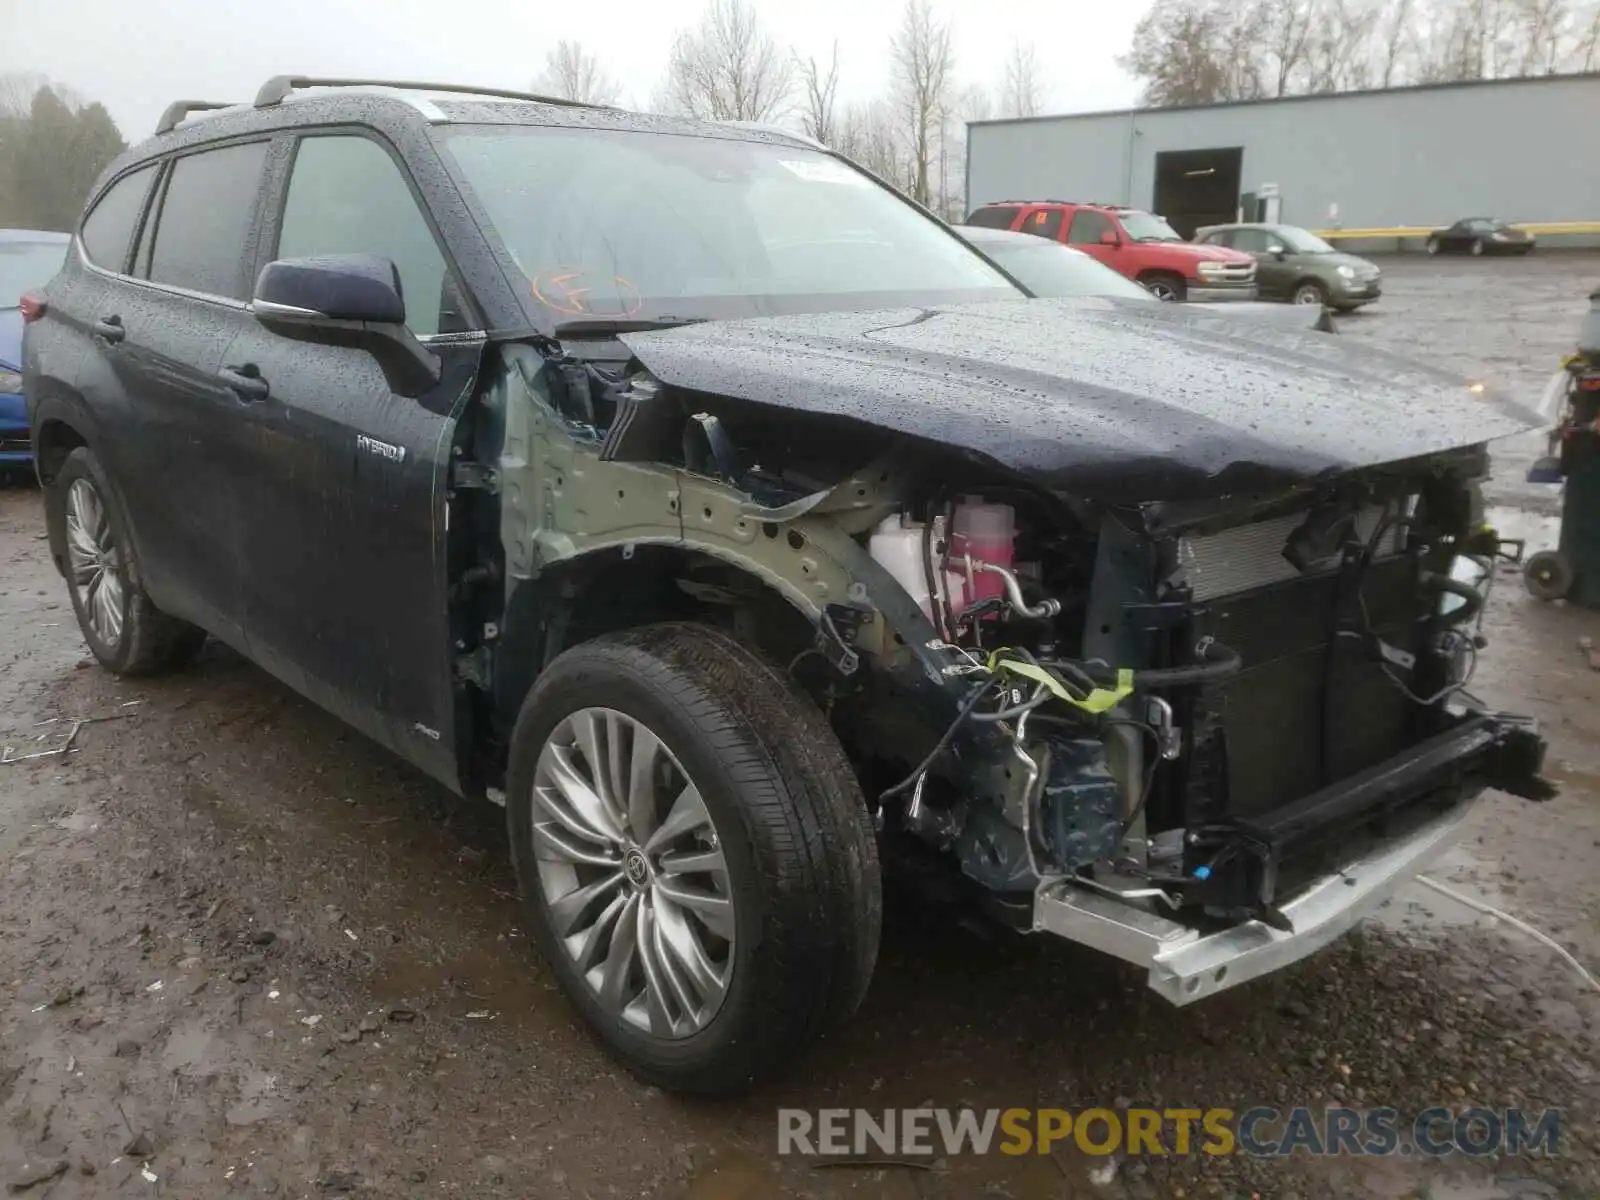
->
<box><xmin>93</xmin><ymin>316</ymin><xmax>125</xmax><ymax>344</ymax></box>
<box><xmin>218</xmin><ymin>365</ymin><xmax>269</xmax><ymax>403</ymax></box>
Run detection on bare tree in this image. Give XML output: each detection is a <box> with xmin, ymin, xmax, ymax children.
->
<box><xmin>1119</xmin><ymin>0</ymin><xmax>1259</xmax><ymax>106</ymax></box>
<box><xmin>1124</xmin><ymin>0</ymin><xmax>1595</xmax><ymax>96</ymax></box>
<box><xmin>1578</xmin><ymin>0</ymin><xmax>1600</xmax><ymax>67</ymax></box>
<box><xmin>797</xmin><ymin>42</ymin><xmax>842</xmax><ymax>144</ymax></box>
<box><xmin>1376</xmin><ymin>0</ymin><xmax>1418</xmax><ymax>84</ymax></box>
<box><xmin>1256</xmin><ymin>0</ymin><xmax>1315</xmax><ymax>94</ymax></box>
<box><xmin>890</xmin><ymin>0</ymin><xmax>956</xmax><ymax>207</ymax></box>
<box><xmin>835</xmin><ymin>100</ymin><xmax>906</xmax><ymax>188</ymax></box>
<box><xmin>1304</xmin><ymin>0</ymin><xmax>1380</xmax><ymax>90</ymax></box>
<box><xmin>1510</xmin><ymin>0</ymin><xmax>1575</xmax><ymax>72</ymax></box>
<box><xmin>958</xmin><ymin>83</ymin><xmax>995</xmax><ymax>123</ymax></box>
<box><xmin>999</xmin><ymin>40</ymin><xmax>1048</xmax><ymax>116</ymax></box>
<box><xmin>659</xmin><ymin>0</ymin><xmax>795</xmax><ymax>122</ymax></box>
<box><xmin>534</xmin><ymin>40</ymin><xmax>623</xmax><ymax>105</ymax></box>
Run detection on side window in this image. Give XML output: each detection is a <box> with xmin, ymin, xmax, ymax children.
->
<box><xmin>277</xmin><ymin>135</ymin><xmax>456</xmax><ymax>337</ymax></box>
<box><xmin>965</xmin><ymin>206</ymin><xmax>1019</xmax><ymax>230</ymax></box>
<box><xmin>1022</xmin><ymin>208</ymin><xmax>1065</xmax><ymax>241</ymax></box>
<box><xmin>79</xmin><ymin>165</ymin><xmax>157</xmax><ymax>271</ymax></box>
<box><xmin>1067</xmin><ymin>210</ymin><xmax>1115</xmax><ymax>245</ymax></box>
<box><xmin>1197</xmin><ymin>229</ymin><xmax>1231</xmax><ymax>247</ymax></box>
<box><xmin>1232</xmin><ymin>229</ymin><xmax>1270</xmax><ymax>253</ymax></box>
<box><xmin>148</xmin><ymin>142</ymin><xmax>270</xmax><ymax>299</ymax></box>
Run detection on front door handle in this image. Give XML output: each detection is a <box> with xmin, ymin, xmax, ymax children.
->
<box><xmin>93</xmin><ymin>315</ymin><xmax>125</xmax><ymax>344</ymax></box>
<box><xmin>218</xmin><ymin>364</ymin><xmax>269</xmax><ymax>403</ymax></box>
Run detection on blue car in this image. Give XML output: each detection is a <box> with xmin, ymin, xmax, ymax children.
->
<box><xmin>2</xmin><ymin>229</ymin><xmax>71</xmax><ymax>474</ymax></box>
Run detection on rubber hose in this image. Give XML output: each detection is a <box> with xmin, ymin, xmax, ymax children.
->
<box><xmin>1423</xmin><ymin>570</ymin><xmax>1484</xmax><ymax>626</ymax></box>
<box><xmin>1056</xmin><ymin>639</ymin><xmax>1243</xmax><ymax>689</ymax></box>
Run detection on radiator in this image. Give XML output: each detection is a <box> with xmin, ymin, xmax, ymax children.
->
<box><xmin>1177</xmin><ymin>507</ymin><xmax>1402</xmax><ymax>601</ymax></box>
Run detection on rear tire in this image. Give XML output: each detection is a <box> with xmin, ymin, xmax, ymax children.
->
<box><xmin>1470</xmin><ymin>238</ymin><xmax>1485</xmax><ymax>256</ymax></box>
<box><xmin>506</xmin><ymin>622</ymin><xmax>881</xmax><ymax>1096</ymax></box>
<box><xmin>45</xmin><ymin>446</ymin><xmax>207</xmax><ymax>676</ymax></box>
<box><xmin>1141</xmin><ymin>273</ymin><xmax>1186</xmax><ymax>302</ymax></box>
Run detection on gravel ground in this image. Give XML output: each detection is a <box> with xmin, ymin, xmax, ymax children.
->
<box><xmin>1</xmin><ymin>252</ymin><xmax>1598</xmax><ymax>1199</ymax></box>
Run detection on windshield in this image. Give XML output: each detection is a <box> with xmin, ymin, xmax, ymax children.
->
<box><xmin>977</xmin><ymin>240</ymin><xmax>1154</xmax><ymax>301</ymax></box>
<box><xmin>1116</xmin><ymin>211</ymin><xmax>1183</xmax><ymax>243</ymax></box>
<box><xmin>442</xmin><ymin>126</ymin><xmax>1020</xmax><ymax>324</ymax></box>
<box><xmin>0</xmin><ymin>239</ymin><xmax>67</xmax><ymax>308</ymax></box>
<box><xmin>1278</xmin><ymin>227</ymin><xmax>1337</xmax><ymax>254</ymax></box>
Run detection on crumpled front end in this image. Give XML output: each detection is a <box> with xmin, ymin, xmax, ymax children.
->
<box><xmin>477</xmin><ymin>320</ymin><xmax>1554</xmax><ymax>1008</ymax></box>
<box><xmin>861</xmin><ymin>455</ymin><xmax>1554</xmax><ymax>1004</ymax></box>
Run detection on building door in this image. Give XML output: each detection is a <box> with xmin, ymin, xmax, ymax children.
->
<box><xmin>1152</xmin><ymin>147</ymin><xmax>1244</xmax><ymax>239</ymax></box>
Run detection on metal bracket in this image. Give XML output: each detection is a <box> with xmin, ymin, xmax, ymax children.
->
<box><xmin>817</xmin><ymin>602</ymin><xmax>871</xmax><ymax>676</ymax></box>
<box><xmin>451</xmin><ymin>460</ymin><xmax>498</xmax><ymax>493</ymax></box>
<box><xmin>1121</xmin><ymin>600</ymin><xmax>1197</xmax><ymax>631</ymax></box>
<box><xmin>454</xmin><ymin>646</ymin><xmax>493</xmax><ymax>689</ymax></box>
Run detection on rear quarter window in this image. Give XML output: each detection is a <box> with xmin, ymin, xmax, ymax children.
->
<box><xmin>79</xmin><ymin>165</ymin><xmax>158</xmax><ymax>272</ymax></box>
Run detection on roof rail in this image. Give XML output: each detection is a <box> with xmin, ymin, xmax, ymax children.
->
<box><xmin>716</xmin><ymin>120</ymin><xmax>825</xmax><ymax>150</ymax></box>
<box><xmin>253</xmin><ymin>75</ymin><xmax>606</xmax><ymax>111</ymax></box>
<box><xmin>155</xmin><ymin>100</ymin><xmax>240</xmax><ymax>136</ymax></box>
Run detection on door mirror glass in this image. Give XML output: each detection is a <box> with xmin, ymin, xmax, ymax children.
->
<box><xmin>251</xmin><ymin>254</ymin><xmax>440</xmax><ymax>398</ymax></box>
<box><xmin>1098</xmin><ymin>230</ymin><xmax>1119</xmax><ymax>246</ymax></box>
<box><xmin>1267</xmin><ymin>242</ymin><xmax>1286</xmax><ymax>257</ymax></box>
<box><xmin>253</xmin><ymin>254</ymin><xmax>406</xmax><ymax>324</ymax></box>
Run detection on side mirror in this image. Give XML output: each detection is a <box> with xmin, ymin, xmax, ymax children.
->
<box><xmin>251</xmin><ymin>254</ymin><xmax>441</xmax><ymax>398</ymax></box>
<box><xmin>1098</xmin><ymin>231</ymin><xmax>1120</xmax><ymax>247</ymax></box>
<box><xmin>1267</xmin><ymin>243</ymin><xmax>1287</xmax><ymax>259</ymax></box>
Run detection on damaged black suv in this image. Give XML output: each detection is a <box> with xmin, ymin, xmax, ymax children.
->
<box><xmin>24</xmin><ymin>77</ymin><xmax>1554</xmax><ymax>1095</ymax></box>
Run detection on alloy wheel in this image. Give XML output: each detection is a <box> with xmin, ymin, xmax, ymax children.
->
<box><xmin>530</xmin><ymin>707</ymin><xmax>735</xmax><ymax>1038</ymax></box>
<box><xmin>65</xmin><ymin>478</ymin><xmax>126</xmax><ymax>648</ymax></box>
<box><xmin>1145</xmin><ymin>280</ymin><xmax>1178</xmax><ymax>301</ymax></box>
<box><xmin>1294</xmin><ymin>284</ymin><xmax>1324</xmax><ymax>305</ymax></box>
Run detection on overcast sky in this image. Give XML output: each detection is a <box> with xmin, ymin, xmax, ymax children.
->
<box><xmin>8</xmin><ymin>0</ymin><xmax>1149</xmax><ymax>143</ymax></box>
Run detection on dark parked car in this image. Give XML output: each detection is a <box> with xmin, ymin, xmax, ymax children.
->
<box><xmin>24</xmin><ymin>77</ymin><xmax>1553</xmax><ymax>1096</ymax></box>
<box><xmin>2</xmin><ymin>229</ymin><xmax>70</xmax><ymax>472</ymax></box>
<box><xmin>1427</xmin><ymin>218</ymin><xmax>1535</xmax><ymax>256</ymax></box>
<box><xmin>1193</xmin><ymin>223</ymin><xmax>1381</xmax><ymax>310</ymax></box>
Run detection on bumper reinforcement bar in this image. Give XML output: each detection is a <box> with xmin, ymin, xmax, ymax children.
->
<box><xmin>1032</xmin><ymin>799</ymin><xmax>1475</xmax><ymax>1006</ymax></box>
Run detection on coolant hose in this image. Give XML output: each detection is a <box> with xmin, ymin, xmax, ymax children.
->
<box><xmin>1061</xmin><ymin>639</ymin><xmax>1243</xmax><ymax>690</ymax></box>
<box><xmin>1423</xmin><ymin>570</ymin><xmax>1484</xmax><ymax>627</ymax></box>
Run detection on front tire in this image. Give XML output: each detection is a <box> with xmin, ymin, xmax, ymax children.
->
<box><xmin>1470</xmin><ymin>238</ymin><xmax>1485</xmax><ymax>256</ymax></box>
<box><xmin>1141</xmin><ymin>273</ymin><xmax>1186</xmax><ymax>302</ymax></box>
<box><xmin>1426</xmin><ymin>237</ymin><xmax>1441</xmax><ymax>255</ymax></box>
<box><xmin>1293</xmin><ymin>280</ymin><xmax>1328</xmax><ymax>306</ymax></box>
<box><xmin>45</xmin><ymin>447</ymin><xmax>206</xmax><ymax>675</ymax></box>
<box><xmin>507</xmin><ymin>622</ymin><xmax>881</xmax><ymax>1096</ymax></box>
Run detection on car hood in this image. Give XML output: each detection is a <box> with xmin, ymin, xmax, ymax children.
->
<box><xmin>620</xmin><ymin>297</ymin><xmax>1540</xmax><ymax>503</ymax></box>
<box><xmin>1151</xmin><ymin>242</ymin><xmax>1252</xmax><ymax>263</ymax></box>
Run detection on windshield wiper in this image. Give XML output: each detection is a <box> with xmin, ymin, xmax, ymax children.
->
<box><xmin>552</xmin><ymin>316</ymin><xmax>706</xmax><ymax>340</ymax></box>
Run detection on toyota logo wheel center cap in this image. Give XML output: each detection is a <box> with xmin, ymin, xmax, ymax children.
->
<box><xmin>623</xmin><ymin>848</ymin><xmax>652</xmax><ymax>890</ymax></box>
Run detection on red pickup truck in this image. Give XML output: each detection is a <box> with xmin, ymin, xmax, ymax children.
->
<box><xmin>964</xmin><ymin>201</ymin><xmax>1257</xmax><ymax>302</ymax></box>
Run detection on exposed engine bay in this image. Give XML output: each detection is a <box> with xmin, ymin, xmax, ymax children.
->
<box><xmin>452</xmin><ymin>303</ymin><xmax>1557</xmax><ymax>1006</ymax></box>
<box><xmin>849</xmin><ymin>467</ymin><xmax>1550</xmax><ymax>923</ymax></box>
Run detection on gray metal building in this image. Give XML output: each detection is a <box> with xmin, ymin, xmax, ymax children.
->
<box><xmin>965</xmin><ymin>73</ymin><xmax>1600</xmax><ymax>244</ymax></box>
